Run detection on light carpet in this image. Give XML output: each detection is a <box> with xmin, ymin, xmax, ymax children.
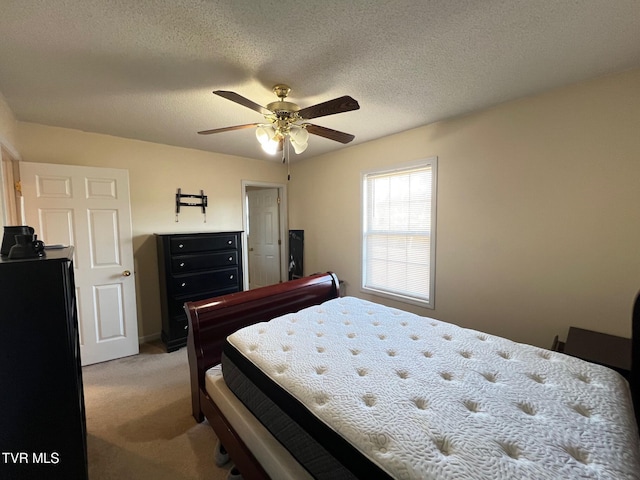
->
<box><xmin>82</xmin><ymin>341</ymin><xmax>231</xmax><ymax>480</ymax></box>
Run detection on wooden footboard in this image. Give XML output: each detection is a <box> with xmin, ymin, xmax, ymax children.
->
<box><xmin>185</xmin><ymin>273</ymin><xmax>340</xmax><ymax>479</ymax></box>
<box><xmin>632</xmin><ymin>291</ymin><xmax>640</xmax><ymax>430</ymax></box>
<box><xmin>185</xmin><ymin>272</ymin><xmax>340</xmax><ymax>422</ymax></box>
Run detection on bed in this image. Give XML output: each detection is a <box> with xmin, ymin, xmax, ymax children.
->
<box><xmin>186</xmin><ymin>273</ymin><xmax>640</xmax><ymax>480</ymax></box>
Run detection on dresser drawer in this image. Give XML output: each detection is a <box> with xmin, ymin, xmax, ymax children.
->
<box><xmin>171</xmin><ymin>251</ymin><xmax>238</xmax><ymax>273</ymax></box>
<box><xmin>171</xmin><ymin>314</ymin><xmax>189</xmax><ymax>337</ymax></box>
<box><xmin>167</xmin><ymin>286</ymin><xmax>241</xmax><ymax>318</ymax></box>
<box><xmin>169</xmin><ymin>267</ymin><xmax>239</xmax><ymax>294</ymax></box>
<box><xmin>170</xmin><ymin>234</ymin><xmax>238</xmax><ymax>254</ymax></box>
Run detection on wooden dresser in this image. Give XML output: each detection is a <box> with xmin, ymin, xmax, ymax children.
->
<box><xmin>0</xmin><ymin>247</ymin><xmax>88</xmax><ymax>480</ymax></box>
<box><xmin>156</xmin><ymin>232</ymin><xmax>243</xmax><ymax>352</ymax></box>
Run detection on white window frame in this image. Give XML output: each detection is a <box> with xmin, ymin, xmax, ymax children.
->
<box><xmin>361</xmin><ymin>157</ymin><xmax>437</xmax><ymax>308</ymax></box>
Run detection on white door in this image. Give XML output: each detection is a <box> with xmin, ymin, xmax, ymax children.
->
<box><xmin>20</xmin><ymin>162</ymin><xmax>139</xmax><ymax>366</ymax></box>
<box><xmin>247</xmin><ymin>188</ymin><xmax>281</xmax><ymax>289</ymax></box>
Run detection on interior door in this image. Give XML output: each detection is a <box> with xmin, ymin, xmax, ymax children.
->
<box><xmin>247</xmin><ymin>188</ymin><xmax>281</xmax><ymax>289</ymax></box>
<box><xmin>20</xmin><ymin>162</ymin><xmax>139</xmax><ymax>366</ymax></box>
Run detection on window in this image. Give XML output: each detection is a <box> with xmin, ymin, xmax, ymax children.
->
<box><xmin>362</xmin><ymin>158</ymin><xmax>437</xmax><ymax>308</ymax></box>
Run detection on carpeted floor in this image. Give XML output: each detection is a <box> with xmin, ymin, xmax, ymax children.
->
<box><xmin>82</xmin><ymin>341</ymin><xmax>231</xmax><ymax>480</ymax></box>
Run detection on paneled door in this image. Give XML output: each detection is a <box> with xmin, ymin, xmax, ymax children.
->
<box><xmin>247</xmin><ymin>188</ymin><xmax>281</xmax><ymax>289</ymax></box>
<box><xmin>20</xmin><ymin>162</ymin><xmax>138</xmax><ymax>365</ymax></box>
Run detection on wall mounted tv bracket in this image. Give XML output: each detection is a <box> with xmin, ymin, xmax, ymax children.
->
<box><xmin>175</xmin><ymin>188</ymin><xmax>208</xmax><ymax>222</ymax></box>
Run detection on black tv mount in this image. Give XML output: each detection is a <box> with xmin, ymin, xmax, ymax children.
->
<box><xmin>175</xmin><ymin>188</ymin><xmax>207</xmax><ymax>222</ymax></box>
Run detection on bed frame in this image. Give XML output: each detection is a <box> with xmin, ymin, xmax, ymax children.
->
<box><xmin>632</xmin><ymin>291</ymin><xmax>640</xmax><ymax>430</ymax></box>
<box><xmin>186</xmin><ymin>274</ymin><xmax>640</xmax><ymax>479</ymax></box>
<box><xmin>185</xmin><ymin>272</ymin><xmax>340</xmax><ymax>480</ymax></box>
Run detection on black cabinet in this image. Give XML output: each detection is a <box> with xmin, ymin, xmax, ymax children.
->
<box><xmin>0</xmin><ymin>247</ymin><xmax>87</xmax><ymax>480</ymax></box>
<box><xmin>156</xmin><ymin>232</ymin><xmax>243</xmax><ymax>352</ymax></box>
<box><xmin>564</xmin><ymin>327</ymin><xmax>631</xmax><ymax>379</ymax></box>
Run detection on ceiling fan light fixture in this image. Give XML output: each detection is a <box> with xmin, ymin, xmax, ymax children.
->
<box><xmin>290</xmin><ymin>126</ymin><xmax>309</xmax><ymax>144</ymax></box>
<box><xmin>261</xmin><ymin>136</ymin><xmax>280</xmax><ymax>155</ymax></box>
<box><xmin>256</xmin><ymin>125</ymin><xmax>274</xmax><ymax>145</ymax></box>
<box><xmin>291</xmin><ymin>139</ymin><xmax>308</xmax><ymax>154</ymax></box>
<box><xmin>288</xmin><ymin>125</ymin><xmax>309</xmax><ymax>154</ymax></box>
<box><xmin>201</xmin><ymin>84</ymin><xmax>359</xmax><ymax>159</ymax></box>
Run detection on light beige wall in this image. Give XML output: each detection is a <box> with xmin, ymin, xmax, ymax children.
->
<box><xmin>15</xmin><ymin>123</ymin><xmax>287</xmax><ymax>339</ymax></box>
<box><xmin>289</xmin><ymin>68</ymin><xmax>640</xmax><ymax>348</ymax></box>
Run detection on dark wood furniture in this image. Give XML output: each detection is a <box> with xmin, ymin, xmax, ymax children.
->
<box><xmin>564</xmin><ymin>326</ymin><xmax>631</xmax><ymax>379</ymax></box>
<box><xmin>557</xmin><ymin>323</ymin><xmax>638</xmax><ymax>430</ymax></box>
<box><xmin>632</xmin><ymin>292</ymin><xmax>640</xmax><ymax>431</ymax></box>
<box><xmin>185</xmin><ymin>272</ymin><xmax>340</xmax><ymax>480</ymax></box>
<box><xmin>0</xmin><ymin>247</ymin><xmax>87</xmax><ymax>480</ymax></box>
<box><xmin>156</xmin><ymin>231</ymin><xmax>243</xmax><ymax>352</ymax></box>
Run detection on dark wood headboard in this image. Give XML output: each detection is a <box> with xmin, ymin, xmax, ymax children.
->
<box><xmin>632</xmin><ymin>291</ymin><xmax>640</xmax><ymax>430</ymax></box>
<box><xmin>185</xmin><ymin>272</ymin><xmax>340</xmax><ymax>422</ymax></box>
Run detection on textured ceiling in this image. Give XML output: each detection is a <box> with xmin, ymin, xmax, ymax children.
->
<box><xmin>1</xmin><ymin>0</ymin><xmax>639</xmax><ymax>162</ymax></box>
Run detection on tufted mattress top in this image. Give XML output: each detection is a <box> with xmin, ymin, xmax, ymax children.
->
<box><xmin>224</xmin><ymin>296</ymin><xmax>640</xmax><ymax>479</ymax></box>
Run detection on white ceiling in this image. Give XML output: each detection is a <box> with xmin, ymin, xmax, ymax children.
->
<box><xmin>1</xmin><ymin>0</ymin><xmax>639</xmax><ymax>162</ymax></box>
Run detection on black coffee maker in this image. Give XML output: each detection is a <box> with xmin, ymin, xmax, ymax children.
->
<box><xmin>1</xmin><ymin>226</ymin><xmax>45</xmax><ymax>259</ymax></box>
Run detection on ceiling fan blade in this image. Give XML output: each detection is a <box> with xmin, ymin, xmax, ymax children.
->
<box><xmin>197</xmin><ymin>123</ymin><xmax>260</xmax><ymax>135</ymax></box>
<box><xmin>306</xmin><ymin>124</ymin><xmax>355</xmax><ymax>144</ymax></box>
<box><xmin>213</xmin><ymin>91</ymin><xmax>271</xmax><ymax>116</ymax></box>
<box><xmin>297</xmin><ymin>96</ymin><xmax>360</xmax><ymax>120</ymax></box>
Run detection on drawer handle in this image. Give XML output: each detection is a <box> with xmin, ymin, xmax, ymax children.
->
<box><xmin>179</xmin><ymin>262</ymin><xmax>185</xmax><ymax>267</ymax></box>
<box><xmin>178</xmin><ymin>243</ymin><xmax>184</xmax><ymax>249</ymax></box>
<box><xmin>227</xmin><ymin>240</ymin><xmax>232</xmax><ymax>245</ymax></box>
<box><xmin>184</xmin><ymin>325</ymin><xmax>188</xmax><ymax>330</ymax></box>
<box><xmin>229</xmin><ymin>274</ymin><xmax>234</xmax><ymax>280</ymax></box>
<box><xmin>228</xmin><ymin>256</ymin><xmax>233</xmax><ymax>262</ymax></box>
<box><xmin>181</xmin><ymin>282</ymin><xmax>187</xmax><ymax>287</ymax></box>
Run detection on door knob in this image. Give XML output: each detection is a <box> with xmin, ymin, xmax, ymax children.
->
<box><xmin>122</xmin><ymin>270</ymin><xmax>131</xmax><ymax>277</ymax></box>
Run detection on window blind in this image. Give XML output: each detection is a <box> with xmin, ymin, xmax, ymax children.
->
<box><xmin>362</xmin><ymin>161</ymin><xmax>436</xmax><ymax>306</ymax></box>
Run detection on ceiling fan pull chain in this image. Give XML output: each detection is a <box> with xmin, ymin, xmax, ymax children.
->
<box><xmin>286</xmin><ymin>138</ymin><xmax>291</xmax><ymax>181</ymax></box>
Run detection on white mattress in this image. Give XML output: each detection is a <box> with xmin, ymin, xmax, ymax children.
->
<box><xmin>225</xmin><ymin>296</ymin><xmax>640</xmax><ymax>480</ymax></box>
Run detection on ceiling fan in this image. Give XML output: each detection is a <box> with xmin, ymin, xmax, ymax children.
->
<box><xmin>198</xmin><ymin>84</ymin><xmax>360</xmax><ymax>157</ymax></box>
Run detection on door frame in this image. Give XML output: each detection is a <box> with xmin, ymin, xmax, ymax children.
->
<box><xmin>241</xmin><ymin>180</ymin><xmax>288</xmax><ymax>290</ymax></box>
<box><xmin>0</xmin><ymin>139</ymin><xmax>22</xmax><ymax>226</ymax></box>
